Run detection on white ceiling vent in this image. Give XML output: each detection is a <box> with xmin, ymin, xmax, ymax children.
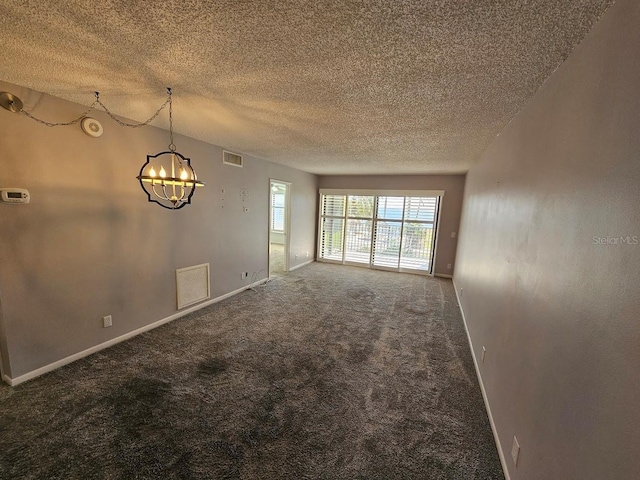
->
<box><xmin>223</xmin><ymin>150</ymin><xmax>243</xmax><ymax>168</ymax></box>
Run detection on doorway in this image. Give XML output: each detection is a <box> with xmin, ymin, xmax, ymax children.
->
<box><xmin>269</xmin><ymin>180</ymin><xmax>291</xmax><ymax>278</ymax></box>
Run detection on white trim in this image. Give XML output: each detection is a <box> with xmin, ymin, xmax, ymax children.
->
<box><xmin>435</xmin><ymin>273</ymin><xmax>453</xmax><ymax>279</ymax></box>
<box><xmin>431</xmin><ymin>196</ymin><xmax>443</xmax><ymax>276</ymax></box>
<box><xmin>316</xmin><ymin>192</ymin><xmax>324</xmax><ymax>263</ymax></box>
<box><xmin>453</xmin><ymin>278</ymin><xmax>509</xmax><ymax>480</ymax></box>
<box><xmin>319</xmin><ymin>188</ymin><xmax>445</xmax><ymax>197</ymax></box>
<box><xmin>2</xmin><ymin>278</ymin><xmax>267</xmax><ymax>387</ymax></box>
<box><xmin>289</xmin><ymin>259</ymin><xmax>314</xmax><ymax>271</ymax></box>
<box><xmin>269</xmin><ymin>179</ymin><xmax>291</xmax><ymax>275</ymax></box>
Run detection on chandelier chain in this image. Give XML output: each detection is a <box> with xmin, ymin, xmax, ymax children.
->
<box><xmin>21</xmin><ymin>101</ymin><xmax>99</xmax><ymax>127</ymax></box>
<box><xmin>95</xmin><ymin>91</ymin><xmax>171</xmax><ymax>128</ymax></box>
<box><xmin>168</xmin><ymin>88</ymin><xmax>176</xmax><ymax>151</ymax></box>
<box><xmin>18</xmin><ymin>90</ymin><xmax>172</xmax><ymax>129</ymax></box>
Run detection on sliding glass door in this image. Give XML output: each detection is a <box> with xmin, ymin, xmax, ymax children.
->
<box><xmin>372</xmin><ymin>196</ymin><xmax>404</xmax><ymax>269</ymax></box>
<box><xmin>319</xmin><ymin>191</ymin><xmax>441</xmax><ymax>274</ymax></box>
<box><xmin>399</xmin><ymin>197</ymin><xmax>438</xmax><ymax>271</ymax></box>
<box><xmin>344</xmin><ymin>196</ymin><xmax>374</xmax><ymax>264</ymax></box>
<box><xmin>319</xmin><ymin>195</ymin><xmax>346</xmax><ymax>261</ymax></box>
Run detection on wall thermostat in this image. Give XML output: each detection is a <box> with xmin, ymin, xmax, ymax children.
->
<box><xmin>0</xmin><ymin>188</ymin><xmax>30</xmax><ymax>204</ymax></box>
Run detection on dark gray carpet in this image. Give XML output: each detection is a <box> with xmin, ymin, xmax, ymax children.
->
<box><xmin>0</xmin><ymin>263</ymin><xmax>503</xmax><ymax>479</ymax></box>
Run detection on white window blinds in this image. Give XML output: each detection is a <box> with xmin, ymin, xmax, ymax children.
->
<box><xmin>320</xmin><ymin>195</ymin><xmax>346</xmax><ymax>261</ymax></box>
<box><xmin>271</xmin><ymin>192</ymin><xmax>285</xmax><ymax>231</ymax></box>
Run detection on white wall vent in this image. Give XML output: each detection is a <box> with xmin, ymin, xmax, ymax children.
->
<box><xmin>222</xmin><ymin>150</ymin><xmax>243</xmax><ymax>167</ymax></box>
<box><xmin>176</xmin><ymin>263</ymin><xmax>210</xmax><ymax>309</ymax></box>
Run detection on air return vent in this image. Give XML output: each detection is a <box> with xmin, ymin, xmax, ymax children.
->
<box><xmin>222</xmin><ymin>150</ymin><xmax>243</xmax><ymax>167</ymax></box>
<box><xmin>176</xmin><ymin>263</ymin><xmax>210</xmax><ymax>309</ymax></box>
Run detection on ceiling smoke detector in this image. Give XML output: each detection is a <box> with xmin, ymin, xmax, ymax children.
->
<box><xmin>81</xmin><ymin>117</ymin><xmax>103</xmax><ymax>137</ymax></box>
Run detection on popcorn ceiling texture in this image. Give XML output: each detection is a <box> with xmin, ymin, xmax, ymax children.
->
<box><xmin>0</xmin><ymin>0</ymin><xmax>614</xmax><ymax>174</ymax></box>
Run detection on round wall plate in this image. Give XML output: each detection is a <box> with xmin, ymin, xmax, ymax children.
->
<box><xmin>81</xmin><ymin>117</ymin><xmax>104</xmax><ymax>137</ymax></box>
<box><xmin>0</xmin><ymin>92</ymin><xmax>23</xmax><ymax>113</ymax></box>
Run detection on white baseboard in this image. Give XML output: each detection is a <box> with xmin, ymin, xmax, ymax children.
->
<box><xmin>452</xmin><ymin>278</ymin><xmax>510</xmax><ymax>480</ymax></box>
<box><xmin>3</xmin><ymin>278</ymin><xmax>268</xmax><ymax>387</ymax></box>
<box><xmin>435</xmin><ymin>273</ymin><xmax>453</xmax><ymax>279</ymax></box>
<box><xmin>289</xmin><ymin>259</ymin><xmax>314</xmax><ymax>271</ymax></box>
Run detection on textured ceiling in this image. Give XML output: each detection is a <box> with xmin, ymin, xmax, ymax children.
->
<box><xmin>0</xmin><ymin>0</ymin><xmax>614</xmax><ymax>175</ymax></box>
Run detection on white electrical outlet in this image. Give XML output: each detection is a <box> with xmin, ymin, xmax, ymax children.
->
<box><xmin>241</xmin><ymin>272</ymin><xmax>248</xmax><ymax>279</ymax></box>
<box><xmin>511</xmin><ymin>436</ymin><xmax>520</xmax><ymax>466</ymax></box>
<box><xmin>451</xmin><ymin>231</ymin><xmax>456</xmax><ymax>238</ymax></box>
<box><xmin>102</xmin><ymin>315</ymin><xmax>112</xmax><ymax>328</ymax></box>
<box><xmin>447</xmin><ymin>263</ymin><xmax>452</xmax><ymax>270</ymax></box>
<box><xmin>306</xmin><ymin>251</ymin><xmax>309</xmax><ymax>258</ymax></box>
<box><xmin>482</xmin><ymin>346</ymin><xmax>486</xmax><ymax>362</ymax></box>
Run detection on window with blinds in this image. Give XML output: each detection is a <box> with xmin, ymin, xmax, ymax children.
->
<box><xmin>271</xmin><ymin>192</ymin><xmax>285</xmax><ymax>231</ymax></box>
<box><xmin>318</xmin><ymin>191</ymin><xmax>441</xmax><ymax>274</ymax></box>
<box><xmin>345</xmin><ymin>196</ymin><xmax>374</xmax><ymax>264</ymax></box>
<box><xmin>372</xmin><ymin>196</ymin><xmax>404</xmax><ymax>268</ymax></box>
<box><xmin>320</xmin><ymin>195</ymin><xmax>346</xmax><ymax>261</ymax></box>
<box><xmin>399</xmin><ymin>197</ymin><xmax>439</xmax><ymax>271</ymax></box>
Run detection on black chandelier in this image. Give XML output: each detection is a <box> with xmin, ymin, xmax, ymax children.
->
<box><xmin>136</xmin><ymin>88</ymin><xmax>205</xmax><ymax>209</ymax></box>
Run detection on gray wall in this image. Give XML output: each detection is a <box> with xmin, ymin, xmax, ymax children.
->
<box><xmin>0</xmin><ymin>81</ymin><xmax>318</xmax><ymax>379</ymax></box>
<box><xmin>318</xmin><ymin>175</ymin><xmax>465</xmax><ymax>276</ymax></box>
<box><xmin>454</xmin><ymin>1</ymin><xmax>640</xmax><ymax>478</ymax></box>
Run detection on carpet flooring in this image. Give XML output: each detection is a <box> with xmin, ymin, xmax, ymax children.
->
<box><xmin>0</xmin><ymin>263</ymin><xmax>503</xmax><ymax>479</ymax></box>
<box><xmin>269</xmin><ymin>243</ymin><xmax>285</xmax><ymax>277</ymax></box>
